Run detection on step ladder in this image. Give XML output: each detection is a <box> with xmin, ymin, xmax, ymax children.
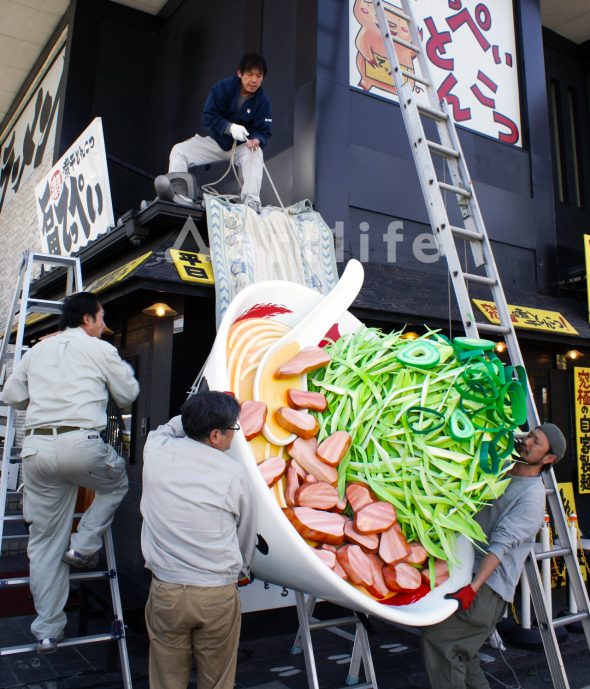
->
<box><xmin>0</xmin><ymin>251</ymin><xmax>132</xmax><ymax>688</ymax></box>
<box><xmin>291</xmin><ymin>592</ymin><xmax>378</xmax><ymax>689</ymax></box>
<box><xmin>371</xmin><ymin>1</ymin><xmax>590</xmax><ymax>687</ymax></box>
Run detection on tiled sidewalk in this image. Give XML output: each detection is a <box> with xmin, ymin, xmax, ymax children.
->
<box><xmin>1</xmin><ymin>606</ymin><xmax>589</xmax><ymax>689</ymax></box>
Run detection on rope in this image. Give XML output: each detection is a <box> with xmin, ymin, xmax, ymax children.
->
<box><xmin>201</xmin><ymin>140</ymin><xmax>286</xmax><ymax>210</ymax></box>
<box><xmin>201</xmin><ymin>142</ymin><xmax>242</xmax><ymax>200</ymax></box>
<box><xmin>262</xmin><ymin>158</ymin><xmax>285</xmax><ymax>210</ymax></box>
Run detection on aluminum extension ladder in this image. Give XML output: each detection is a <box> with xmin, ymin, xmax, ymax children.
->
<box><xmin>0</xmin><ymin>251</ymin><xmax>132</xmax><ymax>688</ymax></box>
<box><xmin>371</xmin><ymin>1</ymin><xmax>590</xmax><ymax>687</ymax></box>
<box><xmin>291</xmin><ymin>593</ymin><xmax>378</xmax><ymax>689</ymax></box>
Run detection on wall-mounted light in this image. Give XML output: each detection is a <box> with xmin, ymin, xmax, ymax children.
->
<box><xmin>565</xmin><ymin>349</ymin><xmax>584</xmax><ymax>361</ymax></box>
<box><xmin>400</xmin><ymin>331</ymin><xmax>419</xmax><ymax>340</ymax></box>
<box><xmin>495</xmin><ymin>341</ymin><xmax>507</xmax><ymax>354</ymax></box>
<box><xmin>142</xmin><ymin>302</ymin><xmax>178</xmax><ymax>318</ymax></box>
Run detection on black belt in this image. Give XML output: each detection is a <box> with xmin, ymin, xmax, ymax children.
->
<box><xmin>27</xmin><ymin>426</ymin><xmax>81</xmax><ymax>436</ymax></box>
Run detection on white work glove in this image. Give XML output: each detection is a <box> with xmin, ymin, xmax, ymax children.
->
<box><xmin>229</xmin><ymin>123</ymin><xmax>249</xmax><ymax>142</ymax></box>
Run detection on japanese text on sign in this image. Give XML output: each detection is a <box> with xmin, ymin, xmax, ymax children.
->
<box><xmin>35</xmin><ymin>118</ymin><xmax>114</xmax><ymax>256</ymax></box>
<box><xmin>349</xmin><ymin>0</ymin><xmax>522</xmax><ymax>146</ymax></box>
<box><xmin>473</xmin><ymin>299</ymin><xmax>579</xmax><ymax>336</ymax></box>
<box><xmin>574</xmin><ymin>368</ymin><xmax>590</xmax><ymax>494</ymax></box>
<box><xmin>0</xmin><ymin>45</ymin><xmax>66</xmax><ymax>213</ymax></box>
<box><xmin>85</xmin><ymin>252</ymin><xmax>152</xmax><ymax>295</ymax></box>
<box><xmin>170</xmin><ymin>249</ymin><xmax>215</xmax><ymax>284</ymax></box>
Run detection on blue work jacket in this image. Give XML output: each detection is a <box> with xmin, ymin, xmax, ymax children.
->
<box><xmin>203</xmin><ymin>76</ymin><xmax>272</xmax><ymax>151</ymax></box>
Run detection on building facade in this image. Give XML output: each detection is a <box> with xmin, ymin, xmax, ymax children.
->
<box><xmin>1</xmin><ymin>0</ymin><xmax>589</xmax><ymax>607</ymax></box>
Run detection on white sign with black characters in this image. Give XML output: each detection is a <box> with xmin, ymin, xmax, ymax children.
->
<box><xmin>349</xmin><ymin>0</ymin><xmax>522</xmax><ymax>146</ymax></box>
<box><xmin>239</xmin><ymin>579</ymin><xmax>295</xmax><ymax>613</ymax></box>
<box><xmin>35</xmin><ymin>117</ymin><xmax>115</xmax><ymax>256</ymax></box>
<box><xmin>0</xmin><ymin>44</ymin><xmax>66</xmax><ymax>213</ymax></box>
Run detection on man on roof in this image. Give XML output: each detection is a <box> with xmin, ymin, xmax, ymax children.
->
<box><xmin>155</xmin><ymin>53</ymin><xmax>272</xmax><ymax>213</ymax></box>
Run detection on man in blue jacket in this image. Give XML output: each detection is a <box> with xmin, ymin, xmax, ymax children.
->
<box><xmin>156</xmin><ymin>53</ymin><xmax>272</xmax><ymax>212</ymax></box>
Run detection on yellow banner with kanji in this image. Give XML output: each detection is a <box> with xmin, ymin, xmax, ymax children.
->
<box><xmin>553</xmin><ymin>482</ymin><xmax>587</xmax><ymax>584</ymax></box>
<box><xmin>85</xmin><ymin>251</ymin><xmax>152</xmax><ymax>294</ymax></box>
<box><xmin>558</xmin><ymin>482</ymin><xmax>578</xmax><ymax>518</ymax></box>
<box><xmin>473</xmin><ymin>299</ymin><xmax>578</xmax><ymax>336</ymax></box>
<box><xmin>574</xmin><ymin>367</ymin><xmax>590</xmax><ymax>494</ymax></box>
<box><xmin>170</xmin><ymin>249</ymin><xmax>214</xmax><ymax>284</ymax></box>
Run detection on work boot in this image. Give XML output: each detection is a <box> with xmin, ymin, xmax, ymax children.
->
<box><xmin>245</xmin><ymin>198</ymin><xmax>262</xmax><ymax>214</ymax></box>
<box><xmin>62</xmin><ymin>549</ymin><xmax>100</xmax><ymax>569</ymax></box>
<box><xmin>37</xmin><ymin>632</ymin><xmax>64</xmax><ymax>655</ymax></box>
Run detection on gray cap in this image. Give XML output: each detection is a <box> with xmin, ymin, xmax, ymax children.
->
<box><xmin>537</xmin><ymin>423</ymin><xmax>566</xmax><ymax>462</ymax></box>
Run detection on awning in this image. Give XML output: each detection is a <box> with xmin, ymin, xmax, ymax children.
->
<box><xmin>355</xmin><ymin>262</ymin><xmax>590</xmax><ymax>342</ymax></box>
<box><xmin>83</xmin><ymin>242</ymin><xmax>214</xmax><ymax>297</ymax></box>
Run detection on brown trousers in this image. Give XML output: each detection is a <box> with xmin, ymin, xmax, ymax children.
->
<box><xmin>420</xmin><ymin>584</ymin><xmax>507</xmax><ymax>689</ymax></box>
<box><xmin>145</xmin><ymin>578</ymin><xmax>241</xmax><ymax>689</ymax></box>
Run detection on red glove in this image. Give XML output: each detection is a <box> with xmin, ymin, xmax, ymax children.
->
<box><xmin>237</xmin><ymin>573</ymin><xmax>255</xmax><ymax>587</ymax></box>
<box><xmin>444</xmin><ymin>584</ymin><xmax>477</xmax><ymax>610</ymax></box>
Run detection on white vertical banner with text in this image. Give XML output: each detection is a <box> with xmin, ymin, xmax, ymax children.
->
<box><xmin>349</xmin><ymin>0</ymin><xmax>522</xmax><ymax>146</ymax></box>
<box><xmin>35</xmin><ymin>117</ymin><xmax>114</xmax><ymax>256</ymax></box>
<box><xmin>0</xmin><ymin>41</ymin><xmax>66</xmax><ymax>213</ymax></box>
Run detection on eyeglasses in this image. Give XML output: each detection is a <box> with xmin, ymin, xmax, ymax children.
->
<box><xmin>222</xmin><ymin>423</ymin><xmax>240</xmax><ymax>432</ymax></box>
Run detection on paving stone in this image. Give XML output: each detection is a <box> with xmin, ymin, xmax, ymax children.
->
<box><xmin>2</xmin><ymin>607</ymin><xmax>590</xmax><ymax>689</ymax></box>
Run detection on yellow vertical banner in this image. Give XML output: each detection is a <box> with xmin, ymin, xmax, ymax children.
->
<box><xmin>574</xmin><ymin>367</ymin><xmax>590</xmax><ymax>493</ymax></box>
<box><xmin>553</xmin><ymin>483</ymin><xmax>587</xmax><ymax>584</ymax></box>
<box><xmin>585</xmin><ymin>234</ymin><xmax>590</xmax><ymax>322</ymax></box>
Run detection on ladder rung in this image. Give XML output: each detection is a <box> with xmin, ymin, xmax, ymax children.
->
<box><xmin>308</xmin><ymin>616</ymin><xmax>358</xmax><ymax>631</ymax></box>
<box><xmin>382</xmin><ymin>2</ymin><xmax>411</xmax><ymax>22</ymax></box>
<box><xmin>26</xmin><ymin>298</ymin><xmax>62</xmax><ymax>314</ymax></box>
<box><xmin>0</xmin><ymin>569</ymin><xmax>113</xmax><ymax>587</ymax></box>
<box><xmin>1</xmin><ymin>534</ymin><xmax>28</xmax><ymax>542</ymax></box>
<box><xmin>535</xmin><ymin>546</ymin><xmax>571</xmax><ymax>561</ymax></box>
<box><xmin>391</xmin><ymin>35</ymin><xmax>420</xmax><ymax>54</ymax></box>
<box><xmin>439</xmin><ymin>181</ymin><xmax>472</xmax><ymax>197</ymax></box>
<box><xmin>3</xmin><ymin>510</ymin><xmax>84</xmax><ymax>523</ymax></box>
<box><xmin>450</xmin><ymin>226</ymin><xmax>484</xmax><ymax>242</ymax></box>
<box><xmin>400</xmin><ymin>68</ymin><xmax>430</xmax><ymax>87</ymax></box>
<box><xmin>0</xmin><ymin>631</ymin><xmax>123</xmax><ymax>656</ymax></box>
<box><xmin>417</xmin><ymin>103</ymin><xmax>448</xmax><ymax>122</ymax></box>
<box><xmin>552</xmin><ymin>611</ymin><xmax>589</xmax><ymax>629</ymax></box>
<box><xmin>474</xmin><ymin>322</ymin><xmax>510</xmax><ymax>335</ymax></box>
<box><xmin>29</xmin><ymin>253</ymin><xmax>80</xmax><ymax>269</ymax></box>
<box><xmin>427</xmin><ymin>140</ymin><xmax>460</xmax><ymax>159</ymax></box>
<box><xmin>462</xmin><ymin>272</ymin><xmax>497</xmax><ymax>286</ymax></box>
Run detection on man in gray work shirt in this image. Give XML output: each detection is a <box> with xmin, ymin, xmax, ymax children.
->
<box><xmin>2</xmin><ymin>292</ymin><xmax>139</xmax><ymax>653</ymax></box>
<box><xmin>420</xmin><ymin>422</ymin><xmax>566</xmax><ymax>689</ymax></box>
<box><xmin>141</xmin><ymin>390</ymin><xmax>255</xmax><ymax>689</ymax></box>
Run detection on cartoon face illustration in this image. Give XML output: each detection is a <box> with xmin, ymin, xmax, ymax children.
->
<box><xmin>353</xmin><ymin>0</ymin><xmax>417</xmax><ymax>94</ymax></box>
